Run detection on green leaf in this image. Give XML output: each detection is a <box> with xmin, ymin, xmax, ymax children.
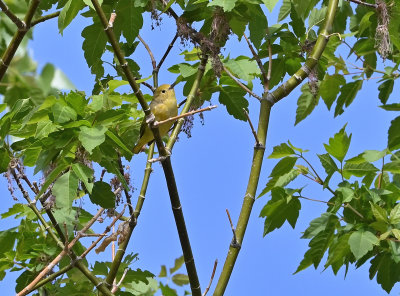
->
<box><xmin>82</xmin><ymin>0</ymin><xmax>103</xmax><ymax>9</ymax></box>
<box><xmin>308</xmin><ymin>7</ymin><xmax>326</xmax><ymax>30</ymax></box>
<box><xmin>324</xmin><ymin>125</ymin><xmax>351</xmax><ymax>162</ymax></box>
<box><xmin>169</xmin><ymin>255</ymin><xmax>184</xmax><ymax>274</ymax></box>
<box><xmin>171</xmin><ymin>273</ymin><xmax>189</xmax><ymax>286</ymax></box>
<box><xmin>0</xmin><ymin>148</ymin><xmax>10</xmax><ymax>173</ymax></box>
<box><xmin>115</xmin><ymin>0</ymin><xmax>143</xmax><ymax>44</ymax></box>
<box><xmin>278</xmin><ymin>0</ymin><xmax>291</xmax><ymax>21</ymax></box>
<box><xmin>81</xmin><ymin>22</ymin><xmax>107</xmax><ymax>68</ymax></box>
<box><xmin>325</xmin><ymin>233</ymin><xmax>351</xmax><ymax>274</ymax></box>
<box><xmin>342</xmin><ymin>162</ymin><xmax>379</xmax><ymax>179</ymax></box>
<box><xmin>302</xmin><ymin>213</ymin><xmax>336</xmax><ymax>239</ymax></box>
<box><xmin>383</xmin><ymin>161</ymin><xmax>400</xmax><ymax>174</ymax></box>
<box><xmin>52</xmin><ymin>171</ymin><xmax>79</xmax><ymax>210</ymax></box>
<box><xmin>79</xmin><ymin>125</ymin><xmax>107</xmax><ymax>154</ymax></box>
<box><xmin>207</xmin><ymin>0</ymin><xmax>238</xmax><ymax>12</ymax></box>
<box><xmin>159</xmin><ymin>283</ymin><xmax>177</xmax><ymax>296</ymax></box>
<box><xmin>248</xmin><ymin>5</ymin><xmax>268</xmax><ymax>49</ymax></box>
<box><xmin>334</xmin><ymin>80</ymin><xmax>363</xmax><ymax>117</ymax></box>
<box><xmin>370</xmin><ymin>203</ymin><xmax>388</xmax><ymax>223</ymax></box>
<box><xmin>224</xmin><ymin>57</ymin><xmax>261</xmax><ymax>83</ymax></box>
<box><xmin>260</xmin><ymin>187</ymin><xmax>301</xmax><ymax>235</ymax></box>
<box><xmin>379</xmin><ymin>103</ymin><xmax>400</xmax><ymax>111</ymax></box>
<box><xmin>105</xmin><ymin>130</ymin><xmax>133</xmax><ymax>159</ymax></box>
<box><xmin>378</xmin><ymin>79</ymin><xmax>394</xmax><ymax>105</ymax></box>
<box><xmin>89</xmin><ymin>181</ymin><xmax>115</xmax><ymax>208</ymax></box>
<box><xmin>295</xmin><ymin>229</ymin><xmax>335</xmax><ymax>273</ymax></box>
<box><xmin>218</xmin><ymin>86</ymin><xmax>248</xmax><ymax>121</ymax></box>
<box><xmin>36</xmin><ymin>162</ymin><xmax>71</xmax><ymax>198</ymax></box>
<box><xmin>336</xmin><ymin>187</ymin><xmax>355</xmax><ymax>203</ymax></box>
<box><xmin>269</xmin><ymin>156</ymin><xmax>298</xmax><ymax>177</ymax></box>
<box><xmin>159</xmin><ymin>265</ymin><xmax>167</xmax><ymax>277</ymax></box>
<box><xmin>0</xmin><ymin>229</ymin><xmax>17</xmax><ymax>254</ymax></box>
<box><xmin>58</xmin><ymin>0</ymin><xmax>84</xmax><ymax>34</ymax></box>
<box><xmin>108</xmin><ymin>80</ymin><xmax>129</xmax><ymax>92</ymax></box>
<box><xmin>178</xmin><ymin>63</ymin><xmax>198</xmax><ymax>78</ymax></box>
<box><xmin>295</xmin><ymin>84</ymin><xmax>318</xmax><ymax>125</ymax></box>
<box><xmin>348</xmin><ymin>230</ymin><xmax>379</xmax><ymax>260</ymax></box>
<box><xmin>268</xmin><ymin>143</ymin><xmax>295</xmax><ymax>159</ymax></box>
<box><xmin>319</xmin><ymin>74</ymin><xmax>345</xmax><ymax>110</ymax></box>
<box><xmin>318</xmin><ymin>153</ymin><xmax>338</xmax><ymax>177</ymax></box>
<box><xmin>52</xmin><ymin>102</ymin><xmax>77</xmax><ymax>123</ymax></box>
<box><xmin>346</xmin><ymin>150</ymin><xmax>387</xmax><ymax>164</ymax></box>
<box><xmin>389</xmin><ymin>203</ymin><xmax>400</xmax><ymax>224</ymax></box>
<box><xmin>388</xmin><ymin>116</ymin><xmax>400</xmax><ymax>151</ymax></box>
<box><xmin>263</xmin><ymin>0</ymin><xmax>279</xmax><ymax>12</ymax></box>
<box><xmin>370</xmin><ymin>253</ymin><xmax>400</xmax><ymax>293</ymax></box>
<box><xmin>35</xmin><ymin>120</ymin><xmax>59</xmax><ymax>139</ymax></box>
<box><xmin>72</xmin><ymin>163</ymin><xmax>94</xmax><ymax>193</ymax></box>
<box><xmin>258</xmin><ymin>169</ymin><xmax>300</xmax><ymax>198</ymax></box>
<box><xmin>66</xmin><ymin>92</ymin><xmax>87</xmax><ymax>116</ymax></box>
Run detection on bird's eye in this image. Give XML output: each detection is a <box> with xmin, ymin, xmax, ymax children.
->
<box><xmin>161</xmin><ymin>90</ymin><xmax>166</xmax><ymax>93</ymax></box>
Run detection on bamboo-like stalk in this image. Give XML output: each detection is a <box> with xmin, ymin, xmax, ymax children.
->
<box><xmin>213</xmin><ymin>0</ymin><xmax>339</xmax><ymax>295</ymax></box>
<box><xmin>90</xmin><ymin>2</ymin><xmax>204</xmax><ymax>294</ymax></box>
<box><xmin>103</xmin><ymin>143</ymin><xmax>154</xmax><ymax>289</ymax></box>
<box><xmin>0</xmin><ymin>0</ymin><xmax>40</xmax><ymax>81</ymax></box>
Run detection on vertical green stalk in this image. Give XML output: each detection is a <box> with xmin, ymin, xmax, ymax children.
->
<box><xmin>104</xmin><ymin>143</ymin><xmax>155</xmax><ymax>289</ymax></box>
<box><xmin>213</xmin><ymin>0</ymin><xmax>339</xmax><ymax>294</ymax></box>
<box><xmin>213</xmin><ymin>99</ymin><xmax>271</xmax><ymax>296</ymax></box>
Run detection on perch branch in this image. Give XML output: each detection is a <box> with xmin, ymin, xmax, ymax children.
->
<box><xmin>0</xmin><ymin>0</ymin><xmax>25</xmax><ymax>29</ymax></box>
<box><xmin>154</xmin><ymin>105</ymin><xmax>217</xmax><ymax>127</ymax></box>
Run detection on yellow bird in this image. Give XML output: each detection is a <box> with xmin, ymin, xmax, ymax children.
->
<box><xmin>133</xmin><ymin>84</ymin><xmax>178</xmax><ymax>154</ymax></box>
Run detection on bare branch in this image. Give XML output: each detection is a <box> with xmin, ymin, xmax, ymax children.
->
<box><xmin>138</xmin><ymin>34</ymin><xmax>156</xmax><ymax>70</ymax></box>
<box><xmin>346</xmin><ymin>0</ymin><xmax>377</xmax><ymax>8</ymax></box>
<box><xmin>243</xmin><ymin>33</ymin><xmax>268</xmax><ymax>87</ymax></box>
<box><xmin>202</xmin><ymin>260</ymin><xmax>218</xmax><ymax>296</ymax></box>
<box><xmin>243</xmin><ymin>109</ymin><xmax>260</xmax><ymax>146</ymax></box>
<box><xmin>156</xmin><ymin>33</ymin><xmax>178</xmax><ymax>72</ymax></box>
<box><xmin>225</xmin><ymin>209</ymin><xmax>239</xmax><ymax>248</ymax></box>
<box><xmin>153</xmin><ymin>105</ymin><xmax>217</xmax><ymax>127</ymax></box>
<box><xmin>222</xmin><ymin>65</ymin><xmax>262</xmax><ymax>101</ymax></box>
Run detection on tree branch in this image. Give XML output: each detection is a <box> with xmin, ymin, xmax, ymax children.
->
<box><xmin>0</xmin><ymin>0</ymin><xmax>40</xmax><ymax>82</ymax></box>
<box><xmin>138</xmin><ymin>34</ymin><xmax>156</xmax><ymax>70</ymax></box>
<box><xmin>154</xmin><ymin>105</ymin><xmax>217</xmax><ymax>127</ymax></box>
<box><xmin>222</xmin><ymin>65</ymin><xmax>262</xmax><ymax>101</ymax></box>
<box><xmin>31</xmin><ymin>11</ymin><xmax>61</xmax><ymax>27</ymax></box>
<box><xmin>0</xmin><ymin>0</ymin><xmax>25</xmax><ymax>29</ymax></box>
<box><xmin>243</xmin><ymin>33</ymin><xmax>268</xmax><ymax>87</ymax></box>
<box><xmin>346</xmin><ymin>0</ymin><xmax>377</xmax><ymax>8</ymax></box>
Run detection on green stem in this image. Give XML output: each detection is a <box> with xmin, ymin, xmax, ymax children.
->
<box><xmin>213</xmin><ymin>0</ymin><xmax>339</xmax><ymax>295</ymax></box>
<box><xmin>32</xmin><ymin>263</ymin><xmax>74</xmax><ymax>290</ymax></box>
<box><xmin>103</xmin><ymin>144</ymin><xmax>154</xmax><ymax>289</ymax></box>
<box><xmin>0</xmin><ymin>0</ymin><xmax>40</xmax><ymax>81</ymax></box>
<box><xmin>213</xmin><ymin>99</ymin><xmax>272</xmax><ymax>296</ymax></box>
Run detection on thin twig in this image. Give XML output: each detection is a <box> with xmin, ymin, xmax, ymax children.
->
<box><xmin>243</xmin><ymin>33</ymin><xmax>268</xmax><ymax>87</ymax></box>
<box><xmin>225</xmin><ymin>209</ymin><xmax>238</xmax><ymax>247</ymax></box>
<box><xmin>202</xmin><ymin>260</ymin><xmax>218</xmax><ymax>296</ymax></box>
<box><xmin>31</xmin><ymin>11</ymin><xmax>60</xmax><ymax>27</ymax></box>
<box><xmin>296</xmin><ymin>195</ymin><xmax>364</xmax><ymax>219</ymax></box>
<box><xmin>156</xmin><ymin>33</ymin><xmax>178</xmax><ymax>72</ymax></box>
<box><xmin>138</xmin><ymin>34</ymin><xmax>156</xmax><ymax>70</ymax></box>
<box><xmin>265</xmin><ymin>28</ymin><xmax>272</xmax><ymax>92</ymax></box>
<box><xmin>346</xmin><ymin>0</ymin><xmax>377</xmax><ymax>8</ymax></box>
<box><xmin>243</xmin><ymin>109</ymin><xmax>260</xmax><ymax>145</ymax></box>
<box><xmin>117</xmin><ymin>156</ymin><xmax>133</xmax><ymax>216</ymax></box>
<box><xmin>0</xmin><ymin>0</ymin><xmax>26</xmax><ymax>29</ymax></box>
<box><xmin>222</xmin><ymin>65</ymin><xmax>262</xmax><ymax>101</ymax></box>
<box><xmin>140</xmin><ymin>81</ymin><xmax>155</xmax><ymax>92</ymax></box>
<box><xmin>153</xmin><ymin>105</ymin><xmax>217</xmax><ymax>127</ymax></box>
<box><xmin>17</xmin><ymin>208</ymin><xmax>105</xmax><ymax>296</ymax></box>
<box><xmin>80</xmin><ymin>206</ymin><xmax>126</xmax><ymax>258</ymax></box>
<box><xmin>111</xmin><ymin>268</ymin><xmax>129</xmax><ymax>293</ymax></box>
<box><xmin>378</xmin><ymin>157</ymin><xmax>385</xmax><ymax>189</ymax></box>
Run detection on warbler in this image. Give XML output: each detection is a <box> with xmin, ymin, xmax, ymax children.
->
<box><xmin>133</xmin><ymin>84</ymin><xmax>178</xmax><ymax>154</ymax></box>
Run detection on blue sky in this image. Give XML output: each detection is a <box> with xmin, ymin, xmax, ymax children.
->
<box><xmin>0</xmin><ymin>2</ymin><xmax>398</xmax><ymax>295</ymax></box>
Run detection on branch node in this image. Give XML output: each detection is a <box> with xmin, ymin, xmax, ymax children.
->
<box><xmin>263</xmin><ymin>92</ymin><xmax>276</xmax><ymax>105</ymax></box>
<box><xmin>108</xmin><ymin>11</ymin><xmax>117</xmax><ymax>27</ymax></box>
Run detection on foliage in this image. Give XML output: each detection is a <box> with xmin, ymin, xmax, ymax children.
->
<box><xmin>0</xmin><ymin>0</ymin><xmax>400</xmax><ymax>295</ymax></box>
